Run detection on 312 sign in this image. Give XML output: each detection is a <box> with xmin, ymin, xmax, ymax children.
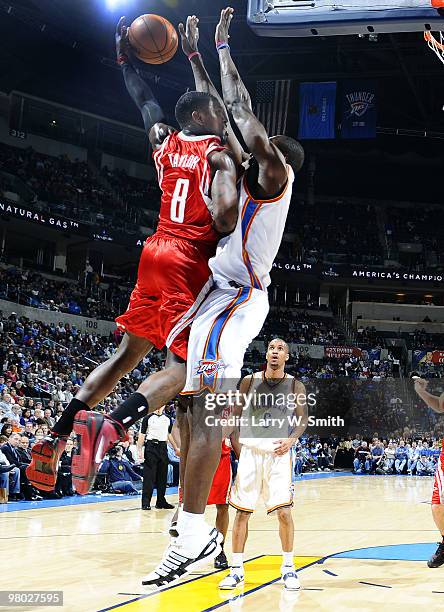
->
<box><xmin>9</xmin><ymin>128</ymin><xmax>27</xmax><ymax>140</ymax></box>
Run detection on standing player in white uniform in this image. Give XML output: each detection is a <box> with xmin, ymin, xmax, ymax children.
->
<box><xmin>220</xmin><ymin>338</ymin><xmax>307</xmax><ymax>590</ymax></box>
<box><xmin>142</xmin><ymin>7</ymin><xmax>305</xmax><ymax>588</ymax></box>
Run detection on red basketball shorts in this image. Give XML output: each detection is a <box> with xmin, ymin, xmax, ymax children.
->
<box><xmin>432</xmin><ymin>447</ymin><xmax>444</xmax><ymax>505</ymax></box>
<box><xmin>207</xmin><ymin>451</ymin><xmax>232</xmax><ymax>506</ymax></box>
<box><xmin>115</xmin><ymin>232</ymin><xmax>214</xmax><ymax>361</ymax></box>
<box><xmin>178</xmin><ymin>451</ymin><xmax>232</xmax><ymax>506</ymax></box>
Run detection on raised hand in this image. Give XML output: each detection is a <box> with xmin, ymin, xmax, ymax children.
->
<box><xmin>179</xmin><ymin>15</ymin><xmax>199</xmax><ymax>57</ymax></box>
<box><xmin>215</xmin><ymin>7</ymin><xmax>234</xmax><ymax>45</ymax></box>
<box><xmin>115</xmin><ymin>16</ymin><xmax>131</xmax><ymax>61</ymax></box>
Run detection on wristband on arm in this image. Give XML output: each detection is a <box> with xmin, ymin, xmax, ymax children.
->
<box><xmin>216</xmin><ymin>41</ymin><xmax>230</xmax><ymax>51</ymax></box>
<box><xmin>187</xmin><ymin>51</ymin><xmax>200</xmax><ymax>61</ymax></box>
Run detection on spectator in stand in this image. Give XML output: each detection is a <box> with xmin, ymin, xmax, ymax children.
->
<box><xmin>98</xmin><ymin>445</ymin><xmax>141</xmax><ymax>494</ymax></box>
<box><xmin>370</xmin><ymin>441</ymin><xmax>384</xmax><ymax>474</ymax></box>
<box><xmin>294</xmin><ymin>443</ymin><xmax>304</xmax><ymax>477</ymax></box>
<box><xmin>0</xmin><ymin>423</ymin><xmax>12</xmax><ymax>437</ymax></box>
<box><xmin>1</xmin><ymin>433</ymin><xmax>29</xmax><ymax>499</ymax></box>
<box><xmin>317</xmin><ymin>443</ymin><xmax>333</xmax><ymax>471</ymax></box>
<box><xmin>395</xmin><ymin>440</ymin><xmax>409</xmax><ymax>474</ymax></box>
<box><xmin>44</xmin><ymin>408</ymin><xmax>55</xmax><ymax>429</ymax></box>
<box><xmin>17</xmin><ymin>436</ymin><xmax>32</xmax><ymax>466</ymax></box>
<box><xmin>353</xmin><ymin>441</ymin><xmax>371</xmax><ymax>473</ymax></box>
<box><xmin>416</xmin><ymin>451</ymin><xmax>434</xmax><ymax>476</ymax></box>
<box><xmin>382</xmin><ymin>442</ymin><xmax>396</xmax><ymax>473</ymax></box>
<box><xmin>0</xmin><ymin>444</ymin><xmax>20</xmax><ymax>501</ymax></box>
<box><xmin>23</xmin><ymin>422</ymin><xmax>36</xmax><ymax>442</ymax></box>
<box><xmin>407</xmin><ymin>441</ymin><xmax>420</xmax><ymax>474</ymax></box>
<box><xmin>0</xmin><ymin>393</ymin><xmax>15</xmax><ymax>417</ymax></box>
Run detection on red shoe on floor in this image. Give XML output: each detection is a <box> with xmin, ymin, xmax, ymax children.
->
<box><xmin>72</xmin><ymin>411</ymin><xmax>127</xmax><ymax>495</ymax></box>
<box><xmin>26</xmin><ymin>435</ymin><xmax>67</xmax><ymax>491</ymax></box>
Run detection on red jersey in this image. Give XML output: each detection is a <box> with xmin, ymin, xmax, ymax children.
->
<box><xmin>153</xmin><ymin>131</ymin><xmax>223</xmax><ymax>245</ymax></box>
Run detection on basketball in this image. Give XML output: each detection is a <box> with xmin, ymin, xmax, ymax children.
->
<box><xmin>128</xmin><ymin>14</ymin><xmax>178</xmax><ymax>65</ymax></box>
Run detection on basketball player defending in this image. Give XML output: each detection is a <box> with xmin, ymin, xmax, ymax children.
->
<box><xmin>413</xmin><ymin>376</ymin><xmax>444</xmax><ymax>567</ymax></box>
<box><xmin>141</xmin><ymin>7</ymin><xmax>305</xmax><ymax>587</ymax></box>
<box><xmin>27</xmin><ymin>17</ymin><xmax>239</xmax><ymax>495</ymax></box>
<box><xmin>220</xmin><ymin>338</ymin><xmax>307</xmax><ymax>590</ymax></box>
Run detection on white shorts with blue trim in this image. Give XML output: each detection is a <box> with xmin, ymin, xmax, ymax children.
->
<box><xmin>181</xmin><ymin>280</ymin><xmax>269</xmax><ymax>394</ymax></box>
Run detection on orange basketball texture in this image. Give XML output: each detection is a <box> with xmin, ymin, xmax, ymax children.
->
<box><xmin>129</xmin><ymin>14</ymin><xmax>178</xmax><ymax>65</ymax></box>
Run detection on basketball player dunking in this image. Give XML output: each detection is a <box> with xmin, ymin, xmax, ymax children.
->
<box><xmin>220</xmin><ymin>338</ymin><xmax>307</xmax><ymax>591</ymax></box>
<box><xmin>27</xmin><ymin>17</ymin><xmax>240</xmax><ymax>497</ymax></box>
<box><xmin>142</xmin><ymin>7</ymin><xmax>305</xmax><ymax>587</ymax></box>
<box><xmin>413</xmin><ymin>376</ymin><xmax>444</xmax><ymax>567</ymax></box>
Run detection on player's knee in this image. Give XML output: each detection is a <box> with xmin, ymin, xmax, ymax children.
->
<box><xmin>276</xmin><ymin>507</ymin><xmax>293</xmax><ymax>524</ymax></box>
<box><xmin>236</xmin><ymin>509</ymin><xmax>251</xmax><ymax>522</ymax></box>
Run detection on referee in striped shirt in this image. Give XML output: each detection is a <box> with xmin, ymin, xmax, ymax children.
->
<box><xmin>138</xmin><ymin>406</ymin><xmax>179</xmax><ymax>510</ymax></box>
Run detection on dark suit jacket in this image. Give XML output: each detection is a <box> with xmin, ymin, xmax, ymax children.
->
<box><xmin>1</xmin><ymin>443</ymin><xmax>22</xmax><ymax>467</ymax></box>
<box><xmin>17</xmin><ymin>447</ymin><xmax>31</xmax><ymax>465</ymax></box>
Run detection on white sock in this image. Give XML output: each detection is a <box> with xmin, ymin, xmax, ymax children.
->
<box><xmin>176</xmin><ymin>510</ymin><xmax>206</xmax><ymax>536</ymax></box>
<box><xmin>231</xmin><ymin>552</ymin><xmax>244</xmax><ymax>575</ymax></box>
<box><xmin>282</xmin><ymin>551</ymin><xmax>294</xmax><ymax>568</ymax></box>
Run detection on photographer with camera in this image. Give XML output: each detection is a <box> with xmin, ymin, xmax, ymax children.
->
<box><xmin>98</xmin><ymin>445</ymin><xmax>142</xmax><ymax>495</ymax></box>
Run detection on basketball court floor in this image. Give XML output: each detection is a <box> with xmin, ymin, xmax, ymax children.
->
<box><xmin>1</xmin><ymin>473</ymin><xmax>442</xmax><ymax>611</ymax></box>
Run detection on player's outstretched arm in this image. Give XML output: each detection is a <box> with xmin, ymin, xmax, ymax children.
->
<box><xmin>413</xmin><ymin>377</ymin><xmax>444</xmax><ymax>413</ymax></box>
<box><xmin>208</xmin><ymin>150</ymin><xmax>238</xmax><ymax>235</ymax></box>
<box><xmin>216</xmin><ymin>8</ymin><xmax>252</xmax><ymax>110</ymax></box>
<box><xmin>216</xmin><ymin>8</ymin><xmax>287</xmax><ymax>191</ymax></box>
<box><xmin>179</xmin><ymin>15</ymin><xmax>243</xmax><ymax>165</ymax></box>
<box><xmin>116</xmin><ymin>17</ymin><xmax>172</xmax><ymax>149</ymax></box>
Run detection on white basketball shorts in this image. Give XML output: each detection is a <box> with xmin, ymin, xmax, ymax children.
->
<box><xmin>180</xmin><ymin>281</ymin><xmax>269</xmax><ymax>394</ymax></box>
<box><xmin>229</xmin><ymin>445</ymin><xmax>294</xmax><ymax>514</ymax></box>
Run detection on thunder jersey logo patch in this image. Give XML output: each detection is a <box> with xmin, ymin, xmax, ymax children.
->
<box><xmin>196</xmin><ymin>359</ymin><xmax>225</xmax><ymax>377</ymax></box>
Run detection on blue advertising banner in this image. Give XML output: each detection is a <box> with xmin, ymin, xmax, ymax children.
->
<box><xmin>341</xmin><ymin>80</ymin><xmax>377</xmax><ymax>139</ymax></box>
<box><xmin>298</xmin><ymin>82</ymin><xmax>336</xmax><ymax>140</ymax></box>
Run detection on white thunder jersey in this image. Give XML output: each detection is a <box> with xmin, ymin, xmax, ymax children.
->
<box><xmin>209</xmin><ymin>165</ymin><xmax>295</xmax><ymax>290</ymax></box>
<box><xmin>239</xmin><ymin>371</ymin><xmax>296</xmax><ymax>453</ymax></box>
<box><xmin>172</xmin><ymin>164</ymin><xmax>294</xmax><ymax>394</ymax></box>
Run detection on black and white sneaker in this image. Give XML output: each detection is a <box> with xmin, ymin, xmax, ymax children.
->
<box><xmin>428</xmin><ymin>541</ymin><xmax>444</xmax><ymax>568</ymax></box>
<box><xmin>142</xmin><ymin>528</ymin><xmax>223</xmax><ymax>587</ymax></box>
<box><xmin>214</xmin><ymin>549</ymin><xmax>229</xmax><ymax>569</ymax></box>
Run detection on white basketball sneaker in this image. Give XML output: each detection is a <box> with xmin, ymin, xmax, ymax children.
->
<box><xmin>142</xmin><ymin>527</ymin><xmax>222</xmax><ymax>588</ymax></box>
<box><xmin>219</xmin><ymin>567</ymin><xmax>245</xmax><ymax>590</ymax></box>
<box><xmin>281</xmin><ymin>566</ymin><xmax>301</xmax><ymax>590</ymax></box>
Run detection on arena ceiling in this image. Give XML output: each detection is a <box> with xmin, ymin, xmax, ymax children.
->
<box><xmin>1</xmin><ymin>0</ymin><xmax>444</xmax><ymax>128</ymax></box>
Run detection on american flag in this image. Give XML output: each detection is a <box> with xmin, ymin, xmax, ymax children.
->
<box><xmin>255</xmin><ymin>79</ymin><xmax>291</xmax><ymax>136</ymax></box>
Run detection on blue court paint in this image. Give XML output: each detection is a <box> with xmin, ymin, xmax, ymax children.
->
<box><xmin>359</xmin><ymin>581</ymin><xmax>392</xmax><ymax>589</ymax></box>
<box><xmin>294</xmin><ymin>471</ymin><xmax>354</xmax><ymax>481</ymax></box>
<box><xmin>333</xmin><ymin>542</ymin><xmax>436</xmax><ymax>561</ymax></box>
<box><xmin>0</xmin><ymin>486</ymin><xmax>178</xmax><ymax>513</ymax></box>
<box><xmin>323</xmin><ymin>569</ymin><xmax>337</xmax><ymax>576</ymax></box>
